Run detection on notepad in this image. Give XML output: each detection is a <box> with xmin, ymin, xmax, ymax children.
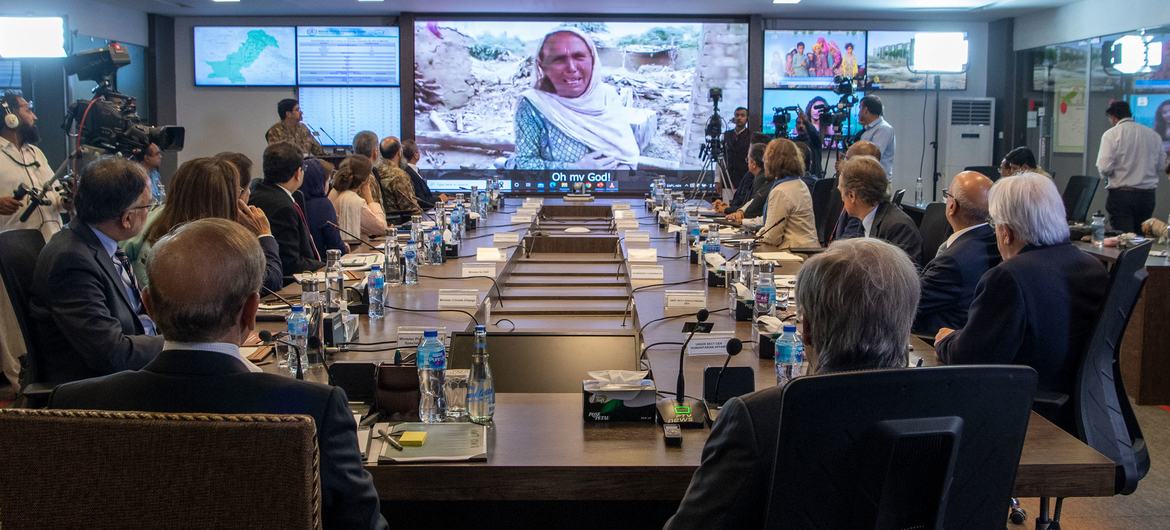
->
<box><xmin>377</xmin><ymin>422</ymin><xmax>487</xmax><ymax>463</ymax></box>
<box><xmin>398</xmin><ymin>431</ymin><xmax>427</xmax><ymax>446</ymax></box>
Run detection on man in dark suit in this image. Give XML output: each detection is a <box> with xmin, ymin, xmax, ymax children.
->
<box><xmin>721</xmin><ymin>107</ymin><xmax>752</xmax><ymax>190</ymax></box>
<box><xmin>913</xmin><ymin>171</ymin><xmax>1000</xmax><ymax>335</ymax></box>
<box><xmin>721</xmin><ymin>143</ymin><xmax>768</xmax><ymax>220</ymax></box>
<box><xmin>402</xmin><ymin>139</ymin><xmax>446</xmax><ymax>210</ymax></box>
<box><xmin>29</xmin><ymin>157</ymin><xmax>163</xmax><ymax>385</ymax></box>
<box><xmin>47</xmin><ymin>218</ymin><xmax>387</xmax><ymax>530</ymax></box>
<box><xmin>249</xmin><ymin>141</ymin><xmax>324</xmax><ymax>280</ymax></box>
<box><xmin>835</xmin><ymin>155</ymin><xmax>923</xmax><ymax>264</ymax></box>
<box><xmin>667</xmin><ymin>239</ymin><xmax>920</xmax><ymax>528</ymax></box>
<box><xmin>936</xmin><ymin>172</ymin><xmax>1107</xmax><ymax>430</ymax></box>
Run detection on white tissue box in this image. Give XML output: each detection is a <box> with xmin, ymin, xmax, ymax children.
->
<box><xmin>582</xmin><ymin>376</ymin><xmax>657</xmax><ymax>422</ymax></box>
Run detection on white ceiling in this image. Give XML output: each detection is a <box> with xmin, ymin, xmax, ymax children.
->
<box><xmin>91</xmin><ymin>0</ymin><xmax>1067</xmax><ymax>21</ymax></box>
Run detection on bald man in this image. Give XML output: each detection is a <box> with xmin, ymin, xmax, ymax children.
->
<box><xmin>375</xmin><ymin>135</ymin><xmax>421</xmax><ymax>215</ymax></box>
<box><xmin>913</xmin><ymin>171</ymin><xmax>1001</xmax><ymax>335</ymax></box>
<box><xmin>47</xmin><ymin>218</ymin><xmax>388</xmax><ymax>530</ymax></box>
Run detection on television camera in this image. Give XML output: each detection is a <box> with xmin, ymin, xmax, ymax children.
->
<box><xmin>771</xmin><ymin>105</ymin><xmax>801</xmax><ymax>138</ymax></box>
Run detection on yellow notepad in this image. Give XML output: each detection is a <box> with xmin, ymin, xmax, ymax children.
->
<box><xmin>399</xmin><ymin>431</ymin><xmax>427</xmax><ymax>446</ymax></box>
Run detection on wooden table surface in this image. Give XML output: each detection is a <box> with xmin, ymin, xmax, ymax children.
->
<box><xmin>263</xmin><ymin>197</ymin><xmax>1116</xmax><ymax>502</ymax></box>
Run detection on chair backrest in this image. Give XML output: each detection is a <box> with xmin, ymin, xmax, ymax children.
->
<box><xmin>891</xmin><ymin>188</ymin><xmax>906</xmax><ymax>206</ymax></box>
<box><xmin>765</xmin><ymin>366</ymin><xmax>1037</xmax><ymax>530</ymax></box>
<box><xmin>1075</xmin><ymin>240</ymin><xmax>1152</xmax><ymax>495</ymax></box>
<box><xmin>963</xmin><ymin>165</ymin><xmax>1001</xmax><ymax>182</ymax></box>
<box><xmin>0</xmin><ymin>229</ymin><xmax>46</xmax><ymax>384</ymax></box>
<box><xmin>375</xmin><ymin>363</ymin><xmax>421</xmax><ymax>421</ymax></box>
<box><xmin>1062</xmin><ymin>175</ymin><xmax>1100</xmax><ymax>223</ymax></box>
<box><xmin>811</xmin><ymin>177</ymin><xmax>841</xmax><ymax>246</ymax></box>
<box><xmin>917</xmin><ymin>202</ymin><xmax>952</xmax><ymax>263</ymax></box>
<box><xmin>0</xmin><ymin>408</ymin><xmax>322</xmax><ymax>529</ymax></box>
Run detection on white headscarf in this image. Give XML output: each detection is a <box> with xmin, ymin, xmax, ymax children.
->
<box><xmin>521</xmin><ymin>27</ymin><xmax>640</xmax><ymax>167</ymax></box>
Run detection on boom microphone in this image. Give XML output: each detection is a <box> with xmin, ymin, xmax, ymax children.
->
<box><xmin>326</xmin><ymin>220</ymin><xmax>383</xmax><ymax>248</ymax></box>
<box><xmin>712</xmin><ymin>338</ymin><xmax>744</xmax><ymax>406</ymax></box>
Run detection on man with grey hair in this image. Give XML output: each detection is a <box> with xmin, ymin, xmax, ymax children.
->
<box><xmin>834</xmin><ymin>155</ymin><xmax>922</xmax><ymax>263</ymax></box>
<box><xmin>47</xmin><ymin>218</ymin><xmax>388</xmax><ymax>530</ymax></box>
<box><xmin>936</xmin><ymin>172</ymin><xmax>1106</xmax><ymax>431</ymax></box>
<box><xmin>913</xmin><ymin>170</ymin><xmax>1000</xmax><ymax>335</ymax></box>
<box><xmin>723</xmin><ymin>142</ymin><xmax>768</xmax><ymax>221</ymax></box>
<box><xmin>352</xmin><ymin>130</ymin><xmax>383</xmax><ymax>205</ymax></box>
<box><xmin>667</xmin><ymin>238</ymin><xmax>919</xmax><ymax>528</ymax></box>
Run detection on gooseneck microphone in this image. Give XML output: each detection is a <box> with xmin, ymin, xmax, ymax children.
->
<box><xmin>259</xmin><ymin>329</ymin><xmax>303</xmax><ymax>380</ymax></box>
<box><xmin>657</xmin><ymin>309</ymin><xmax>711</xmax><ymax>428</ymax></box>
<box><xmin>326</xmin><ymin>220</ymin><xmax>383</xmax><ymax>249</ymax></box>
<box><xmin>676</xmin><ymin>309</ymin><xmax>709</xmax><ymax>405</ymax></box>
<box><xmin>712</xmin><ymin>338</ymin><xmax>744</xmax><ymax>406</ymax></box>
<box><xmin>261</xmin><ymin>285</ymin><xmax>297</xmax><ymax>308</ymax></box>
<box><xmin>751</xmin><ymin>216</ymin><xmax>787</xmax><ymax>244</ymax></box>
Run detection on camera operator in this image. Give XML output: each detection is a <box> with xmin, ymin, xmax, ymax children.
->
<box><xmin>723</xmin><ymin>107</ymin><xmax>752</xmax><ymax>184</ymax></box>
<box><xmin>0</xmin><ymin>90</ymin><xmax>64</xmax><ymax>239</ymax></box>
<box><xmin>856</xmin><ymin>95</ymin><xmax>896</xmax><ymax>179</ymax></box>
<box><xmin>793</xmin><ymin>108</ymin><xmax>824</xmax><ymax>177</ymax></box>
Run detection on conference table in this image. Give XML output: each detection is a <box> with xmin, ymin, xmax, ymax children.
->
<box><xmin>261</xmin><ymin>196</ymin><xmax>1114</xmax><ymax>524</ymax></box>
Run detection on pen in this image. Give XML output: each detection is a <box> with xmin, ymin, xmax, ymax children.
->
<box><xmin>377</xmin><ymin>428</ymin><xmax>404</xmax><ymax>451</ymax></box>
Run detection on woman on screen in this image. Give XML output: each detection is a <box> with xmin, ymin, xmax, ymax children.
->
<box><xmin>1155</xmin><ymin>100</ymin><xmax>1170</xmax><ymax>152</ymax></box>
<box><xmin>805</xmin><ymin>96</ymin><xmax>835</xmax><ymax>144</ymax></box>
<box><xmin>841</xmin><ymin>43</ymin><xmax>858</xmax><ymax>78</ymax></box>
<box><xmin>510</xmin><ymin>27</ymin><xmax>640</xmax><ymax>170</ymax></box>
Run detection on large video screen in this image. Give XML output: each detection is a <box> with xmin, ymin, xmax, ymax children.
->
<box><xmin>298</xmin><ymin>87</ymin><xmax>402</xmax><ymax>146</ymax></box>
<box><xmin>413</xmin><ymin>20</ymin><xmax>749</xmax><ymax>173</ymax></box>
<box><xmin>194</xmin><ymin>26</ymin><xmax>296</xmax><ymax>86</ymax></box>
<box><xmin>296</xmin><ymin>26</ymin><xmax>400</xmax><ymax>86</ymax></box>
<box><xmin>867</xmin><ymin>31</ymin><xmax>967</xmax><ymax>90</ymax></box>
<box><xmin>764</xmin><ymin>30</ymin><xmax>866</xmax><ymax>89</ymax></box>
<box><xmin>762</xmin><ymin>89</ymin><xmax>864</xmax><ymax>141</ymax></box>
<box><xmin>1129</xmin><ymin>93</ymin><xmax>1170</xmax><ymax>157</ymax></box>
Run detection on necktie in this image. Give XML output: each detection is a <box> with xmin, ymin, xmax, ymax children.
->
<box><xmin>291</xmin><ymin>198</ymin><xmax>322</xmax><ymax>261</ymax></box>
<box><xmin>113</xmin><ymin>249</ymin><xmax>141</xmax><ymax>300</ymax></box>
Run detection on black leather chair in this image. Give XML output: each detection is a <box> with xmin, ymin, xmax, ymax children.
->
<box><xmin>0</xmin><ymin>229</ymin><xmax>53</xmax><ymax>406</ymax></box>
<box><xmin>810</xmin><ymin>177</ymin><xmax>841</xmax><ymax>246</ymax></box>
<box><xmin>1062</xmin><ymin>175</ymin><xmax>1100</xmax><ymax>223</ymax></box>
<box><xmin>964</xmin><ymin>165</ymin><xmax>1002</xmax><ymax>182</ymax></box>
<box><xmin>891</xmin><ymin>188</ymin><xmax>906</xmax><ymax>206</ymax></box>
<box><xmin>764</xmin><ymin>366</ymin><xmax>1038</xmax><ymax>529</ymax></box>
<box><xmin>917</xmin><ymin>202</ymin><xmax>952</xmax><ymax>264</ymax></box>
<box><xmin>1032</xmin><ymin>240</ymin><xmax>1152</xmax><ymax>529</ymax></box>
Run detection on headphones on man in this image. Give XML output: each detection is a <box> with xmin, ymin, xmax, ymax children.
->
<box><xmin>1</xmin><ymin>97</ymin><xmax>20</xmax><ymax>130</ymax></box>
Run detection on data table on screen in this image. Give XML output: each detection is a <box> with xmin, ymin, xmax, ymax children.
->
<box><xmin>297</xmin><ymin>26</ymin><xmax>400</xmax><ymax>86</ymax></box>
<box><xmin>297</xmin><ymin>87</ymin><xmax>402</xmax><ymax>145</ymax></box>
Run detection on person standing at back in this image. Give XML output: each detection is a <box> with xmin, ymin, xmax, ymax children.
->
<box><xmin>1096</xmin><ymin>100</ymin><xmax>1167</xmax><ymax>233</ymax></box>
<box><xmin>265</xmin><ymin>98</ymin><xmax>325</xmax><ymax>158</ymax></box>
<box><xmin>248</xmin><ymin>142</ymin><xmax>325</xmax><ymax>280</ymax></box>
<box><xmin>856</xmin><ymin>95</ymin><xmax>896</xmax><ymax>180</ymax></box>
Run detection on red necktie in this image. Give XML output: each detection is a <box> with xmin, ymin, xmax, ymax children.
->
<box><xmin>291</xmin><ymin>200</ymin><xmax>322</xmax><ymax>261</ymax></box>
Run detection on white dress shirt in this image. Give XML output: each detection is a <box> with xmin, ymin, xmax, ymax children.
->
<box><xmin>162</xmin><ymin>341</ymin><xmax>263</xmax><ymax>373</ymax></box>
<box><xmin>860</xmin><ymin>117</ymin><xmax>897</xmax><ymax>179</ymax></box>
<box><xmin>1096</xmin><ymin>118</ymin><xmax>1167</xmax><ymax>190</ymax></box>
<box><xmin>860</xmin><ymin>205</ymin><xmax>879</xmax><ymax>237</ymax></box>
<box><xmin>0</xmin><ymin>136</ymin><xmax>63</xmax><ymax>240</ymax></box>
<box><xmin>941</xmin><ymin>222</ymin><xmax>988</xmax><ymax>252</ymax></box>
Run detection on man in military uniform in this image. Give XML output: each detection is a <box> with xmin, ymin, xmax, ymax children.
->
<box><xmin>375</xmin><ymin>136</ymin><xmax>420</xmax><ymax>216</ymax></box>
<box><xmin>264</xmin><ymin>98</ymin><xmax>325</xmax><ymax>158</ymax></box>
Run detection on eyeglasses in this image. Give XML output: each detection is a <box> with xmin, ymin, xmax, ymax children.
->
<box><xmin>942</xmin><ymin>189</ymin><xmax>954</xmax><ymax>201</ymax></box>
<box><xmin>987</xmin><ymin>217</ymin><xmax>998</xmax><ymax>229</ymax></box>
<box><xmin>126</xmin><ymin>198</ymin><xmax>160</xmax><ymax>213</ymax></box>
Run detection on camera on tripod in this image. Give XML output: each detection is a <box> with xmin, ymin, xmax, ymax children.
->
<box><xmin>771</xmin><ymin>106</ymin><xmax>801</xmax><ymax>138</ymax></box>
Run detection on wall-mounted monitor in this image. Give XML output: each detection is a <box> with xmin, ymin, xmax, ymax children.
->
<box><xmin>762</xmin><ymin>89</ymin><xmax>864</xmax><ymax>141</ymax></box>
<box><xmin>764</xmin><ymin>30</ymin><xmax>866</xmax><ymax>89</ymax></box>
<box><xmin>412</xmin><ymin>20</ymin><xmax>750</xmax><ymax>173</ymax></box>
<box><xmin>296</xmin><ymin>26</ymin><xmax>400</xmax><ymax>86</ymax></box>
<box><xmin>1127</xmin><ymin>93</ymin><xmax>1170</xmax><ymax>157</ymax></box>
<box><xmin>194</xmin><ymin>26</ymin><xmax>296</xmax><ymax>86</ymax></box>
<box><xmin>867</xmin><ymin>31</ymin><xmax>968</xmax><ymax>90</ymax></box>
<box><xmin>297</xmin><ymin>86</ymin><xmax>402</xmax><ymax>145</ymax></box>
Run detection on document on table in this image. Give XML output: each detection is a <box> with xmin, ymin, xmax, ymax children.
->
<box><xmin>376</xmin><ymin>422</ymin><xmax>487</xmax><ymax>463</ymax></box>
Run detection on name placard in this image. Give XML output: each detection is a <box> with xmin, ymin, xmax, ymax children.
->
<box><xmin>664</xmin><ymin>290</ymin><xmax>706</xmax><ymax>309</ymax></box>
<box><xmin>626</xmin><ymin>248</ymin><xmax>658</xmax><ymax>263</ymax></box>
<box><xmin>462</xmin><ymin>262</ymin><xmax>497</xmax><ymax>278</ymax></box>
<box><xmin>612</xmin><ymin>202</ymin><xmax>632</xmax><ymax>210</ymax></box>
<box><xmin>396</xmin><ymin>326</ymin><xmax>449</xmax><ymax>348</ymax></box>
<box><xmin>667</xmin><ymin>224</ymin><xmax>685</xmax><ymax>233</ymax></box>
<box><xmin>437</xmin><ymin>289</ymin><xmax>480</xmax><ymax>308</ymax></box>
<box><xmin>492</xmin><ymin>232</ymin><xmax>519</xmax><ymax>245</ymax></box>
<box><xmin>613</xmin><ymin>209</ymin><xmax>631</xmax><ymax>220</ymax></box>
<box><xmin>476</xmin><ymin>247</ymin><xmax>506</xmax><ymax>262</ymax></box>
<box><xmin>511</xmin><ymin>215</ymin><xmax>533</xmax><ymax>224</ymax></box>
<box><xmin>622</xmin><ymin>230</ymin><xmax>650</xmax><ymax>244</ymax></box>
<box><xmin>687</xmin><ymin>332</ymin><xmax>737</xmax><ymax>356</ymax></box>
<box><xmin>615</xmin><ymin>219</ymin><xmax>638</xmax><ymax>231</ymax></box>
<box><xmin>629</xmin><ymin>265</ymin><xmax>664</xmax><ymax>280</ymax></box>
<box><xmin>516</xmin><ymin>207</ymin><xmax>539</xmax><ymax>217</ymax></box>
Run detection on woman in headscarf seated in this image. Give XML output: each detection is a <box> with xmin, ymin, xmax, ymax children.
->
<box><xmin>509</xmin><ymin>27</ymin><xmax>644</xmax><ymax>171</ymax></box>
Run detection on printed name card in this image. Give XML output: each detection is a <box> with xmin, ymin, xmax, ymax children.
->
<box><xmin>476</xmin><ymin>247</ymin><xmax>506</xmax><ymax>262</ymax></box>
<box><xmin>613</xmin><ymin>209</ymin><xmax>631</xmax><ymax>220</ymax></box>
<box><xmin>687</xmin><ymin>332</ymin><xmax>737</xmax><ymax>356</ymax></box>
<box><xmin>462</xmin><ymin>262</ymin><xmax>497</xmax><ymax>278</ymax></box>
<box><xmin>615</xmin><ymin>219</ymin><xmax>638</xmax><ymax>231</ymax></box>
<box><xmin>511</xmin><ymin>215</ymin><xmax>533</xmax><ymax>224</ymax></box>
<box><xmin>626</xmin><ymin>248</ymin><xmax>658</xmax><ymax>263</ymax></box>
<box><xmin>397</xmin><ymin>326</ymin><xmax>449</xmax><ymax>347</ymax></box>
<box><xmin>437</xmin><ymin>289</ymin><xmax>480</xmax><ymax>308</ymax></box>
<box><xmin>665</xmin><ymin>290</ymin><xmax>707</xmax><ymax>310</ymax></box>
<box><xmin>622</xmin><ymin>230</ymin><xmax>650</xmax><ymax>244</ymax></box>
<box><xmin>516</xmin><ymin>207</ymin><xmax>540</xmax><ymax>217</ymax></box>
<box><xmin>629</xmin><ymin>265</ymin><xmax>664</xmax><ymax>280</ymax></box>
<box><xmin>492</xmin><ymin>232</ymin><xmax>519</xmax><ymax>246</ymax></box>
<box><xmin>612</xmin><ymin>202</ymin><xmax>631</xmax><ymax>210</ymax></box>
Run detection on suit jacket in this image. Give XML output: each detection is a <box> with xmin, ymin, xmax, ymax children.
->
<box><xmin>835</xmin><ymin>202</ymin><xmax>923</xmax><ymax>265</ymax></box>
<box><xmin>913</xmin><ymin>224</ymin><xmax>1001</xmax><ymax>335</ymax></box>
<box><xmin>404</xmin><ymin>165</ymin><xmax>436</xmax><ymax>210</ymax></box>
<box><xmin>28</xmin><ymin>220</ymin><xmax>163</xmax><ymax>385</ymax></box>
<box><xmin>936</xmin><ymin>243</ymin><xmax>1107</xmax><ymax>404</ymax></box>
<box><xmin>741</xmin><ymin>174</ymin><xmax>772</xmax><ymax>219</ymax></box>
<box><xmin>724</xmin><ymin>171</ymin><xmax>755</xmax><ymax>213</ymax></box>
<box><xmin>48</xmin><ymin>349</ymin><xmax>389</xmax><ymax>530</ymax></box>
<box><xmin>722</xmin><ymin>128</ymin><xmax>752</xmax><ymax>183</ymax></box>
<box><xmin>249</xmin><ymin>181</ymin><xmax>325</xmax><ymax>280</ymax></box>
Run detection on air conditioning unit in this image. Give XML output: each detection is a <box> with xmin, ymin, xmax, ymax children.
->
<box><xmin>943</xmin><ymin>97</ymin><xmax>995</xmax><ymax>180</ymax></box>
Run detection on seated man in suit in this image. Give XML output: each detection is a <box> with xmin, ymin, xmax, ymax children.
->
<box><xmin>835</xmin><ymin>155</ymin><xmax>923</xmax><ymax>264</ymax></box>
<box><xmin>29</xmin><ymin>156</ymin><xmax>164</xmax><ymax>385</ymax></box>
<box><xmin>913</xmin><ymin>170</ymin><xmax>1000</xmax><ymax>335</ymax></box>
<box><xmin>723</xmin><ymin>143</ymin><xmax>769</xmax><ymax>223</ymax></box>
<box><xmin>402</xmin><ymin>139</ymin><xmax>447</xmax><ymax>210</ymax></box>
<box><xmin>248</xmin><ymin>141</ymin><xmax>325</xmax><ymax>280</ymax></box>
<box><xmin>48</xmin><ymin>218</ymin><xmax>388</xmax><ymax>530</ymax></box>
<box><xmin>936</xmin><ymin>172</ymin><xmax>1107</xmax><ymax>430</ymax></box>
<box><xmin>667</xmin><ymin>239</ymin><xmax>919</xmax><ymax>528</ymax></box>
<box><xmin>829</xmin><ymin>140</ymin><xmax>882</xmax><ymax>240</ymax></box>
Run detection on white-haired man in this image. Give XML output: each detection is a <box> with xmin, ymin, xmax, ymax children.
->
<box><xmin>935</xmin><ymin>172</ymin><xmax>1107</xmax><ymax>432</ymax></box>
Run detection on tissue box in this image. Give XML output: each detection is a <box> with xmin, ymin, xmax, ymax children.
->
<box><xmin>582</xmin><ymin>379</ymin><xmax>657</xmax><ymax>422</ymax></box>
<box><xmin>758</xmin><ymin>332</ymin><xmax>777</xmax><ymax>360</ymax></box>
<box><xmin>735</xmin><ymin>298</ymin><xmax>754</xmax><ymax>321</ymax></box>
<box><xmin>443</xmin><ymin>243</ymin><xmax>459</xmax><ymax>259</ymax></box>
<box><xmin>707</xmin><ymin>269</ymin><xmax>726</xmax><ymax>288</ymax></box>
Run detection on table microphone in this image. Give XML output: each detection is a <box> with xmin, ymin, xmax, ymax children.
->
<box><xmin>711</xmin><ymin>338</ymin><xmax>743</xmax><ymax>405</ymax></box>
<box><xmin>326</xmin><ymin>220</ymin><xmax>382</xmax><ymax>249</ymax></box>
<box><xmin>261</xmin><ymin>286</ymin><xmax>297</xmax><ymax>308</ymax></box>
<box><xmin>751</xmin><ymin>216</ymin><xmax>787</xmax><ymax>244</ymax></box>
<box><xmin>657</xmin><ymin>309</ymin><xmax>711</xmax><ymax>428</ymax></box>
<box><xmin>259</xmin><ymin>329</ymin><xmax>303</xmax><ymax>380</ymax></box>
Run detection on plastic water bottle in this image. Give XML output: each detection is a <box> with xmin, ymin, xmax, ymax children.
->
<box><xmin>410</xmin><ymin>214</ymin><xmax>423</xmax><ymax>248</ymax></box>
<box><xmin>775</xmin><ymin>324</ymin><xmax>806</xmax><ymax>387</ymax></box>
<box><xmin>914</xmin><ymin>175</ymin><xmax>925</xmax><ymax>207</ymax></box>
<box><xmin>755</xmin><ymin>262</ymin><xmax>777</xmax><ymax>319</ymax></box>
<box><xmin>404</xmin><ymin>239</ymin><xmax>419</xmax><ymax>285</ymax></box>
<box><xmin>285</xmin><ymin>305</ymin><xmax>309</xmax><ymax>376</ymax></box>
<box><xmin>687</xmin><ymin>216</ymin><xmax>700</xmax><ymax>247</ymax></box>
<box><xmin>739</xmin><ymin>242</ymin><xmax>754</xmax><ymax>290</ymax></box>
<box><xmin>704</xmin><ymin>224</ymin><xmax>721</xmax><ymax>255</ymax></box>
<box><xmin>384</xmin><ymin>236</ymin><xmax>403</xmax><ymax>286</ymax></box>
<box><xmin>431</xmin><ymin>227</ymin><xmax>445</xmax><ymax>265</ymax></box>
<box><xmin>450</xmin><ymin>208</ymin><xmax>463</xmax><ymax>245</ymax></box>
<box><xmin>367</xmin><ymin>265</ymin><xmax>384</xmax><ymax>319</ymax></box>
<box><xmin>417</xmin><ymin>329</ymin><xmax>447</xmax><ymax>423</ymax></box>
<box><xmin>324</xmin><ymin>249</ymin><xmax>344</xmax><ymax>311</ymax></box>
<box><xmin>1091</xmin><ymin>211</ymin><xmax>1106</xmax><ymax>247</ymax></box>
<box><xmin>468</xmin><ymin>325</ymin><xmax>496</xmax><ymax>424</ymax></box>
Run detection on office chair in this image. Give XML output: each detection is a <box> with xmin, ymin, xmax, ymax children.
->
<box><xmin>810</xmin><ymin>178</ymin><xmax>841</xmax><ymax>246</ymax></box>
<box><xmin>1032</xmin><ymin>240</ymin><xmax>1152</xmax><ymax>529</ymax></box>
<box><xmin>1061</xmin><ymin>176</ymin><xmax>1100</xmax><ymax>224</ymax></box>
<box><xmin>374</xmin><ymin>362</ymin><xmax>421</xmax><ymax>421</ymax></box>
<box><xmin>917</xmin><ymin>202</ymin><xmax>953</xmax><ymax>264</ymax></box>
<box><xmin>0</xmin><ymin>229</ymin><xmax>54</xmax><ymax>406</ymax></box>
<box><xmin>0</xmin><ymin>408</ymin><xmax>322</xmax><ymax>529</ymax></box>
<box><xmin>964</xmin><ymin>165</ymin><xmax>1001</xmax><ymax>182</ymax></box>
<box><xmin>764</xmin><ymin>366</ymin><xmax>1037</xmax><ymax>529</ymax></box>
<box><xmin>891</xmin><ymin>188</ymin><xmax>906</xmax><ymax>207</ymax></box>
